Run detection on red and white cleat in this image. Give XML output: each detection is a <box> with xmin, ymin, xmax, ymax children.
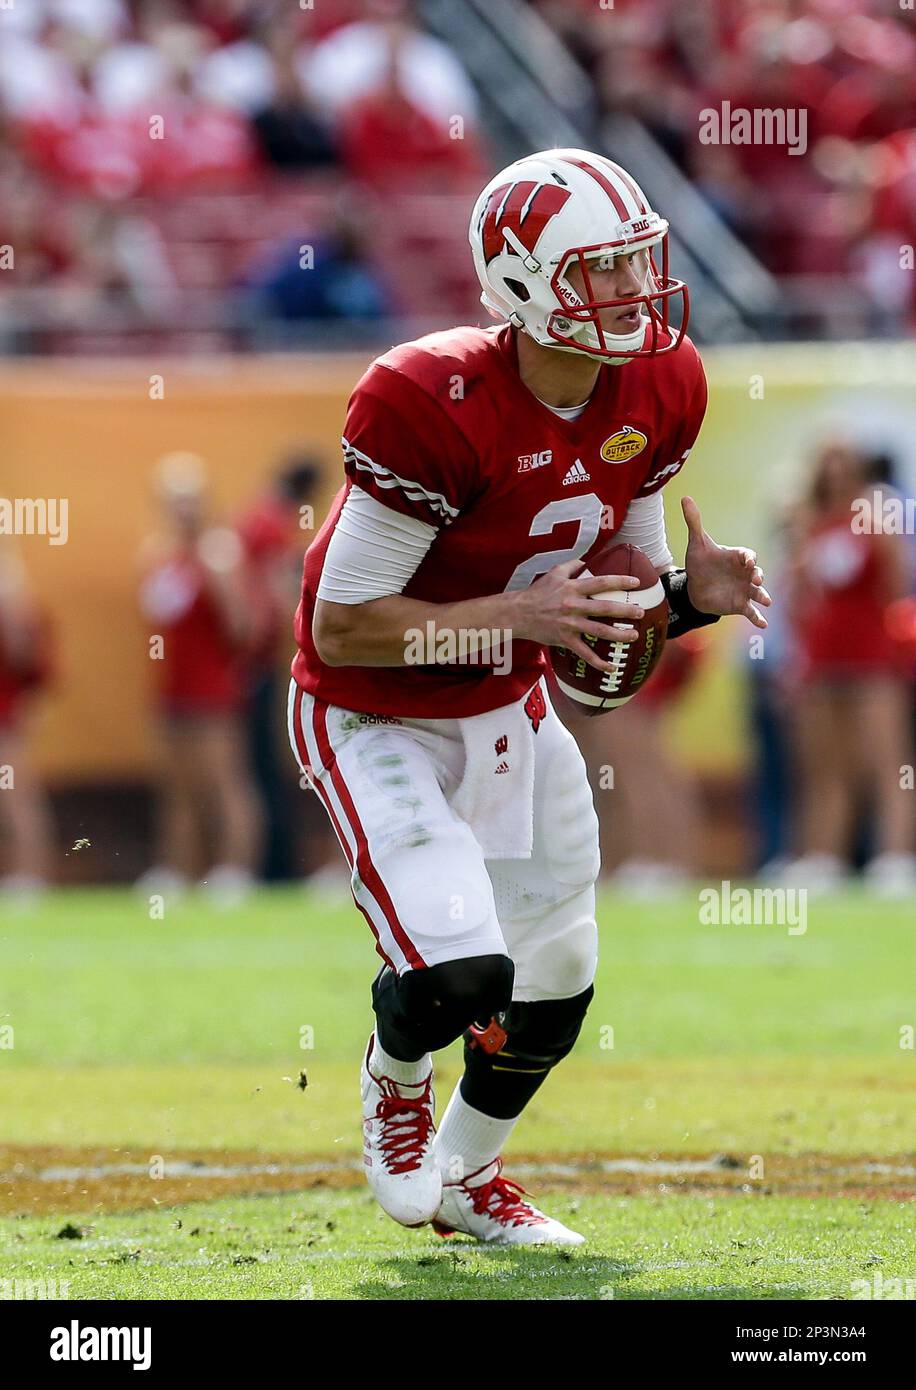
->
<box><xmin>432</xmin><ymin>1157</ymin><xmax>585</xmax><ymax>1246</ymax></box>
<box><xmin>360</xmin><ymin>1034</ymin><xmax>441</xmax><ymax>1228</ymax></box>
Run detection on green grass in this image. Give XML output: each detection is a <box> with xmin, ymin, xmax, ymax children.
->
<box><xmin>1</xmin><ymin>1054</ymin><xmax>910</xmax><ymax>1154</ymax></box>
<box><xmin>1</xmin><ymin>887</ymin><xmax>912</xmax><ymax>1152</ymax></box>
<box><xmin>1</xmin><ymin>887</ymin><xmax>913</xmax><ymax>1299</ymax></box>
<box><xmin>2</xmin><ymin>1190</ymin><xmax>912</xmax><ymax>1300</ymax></box>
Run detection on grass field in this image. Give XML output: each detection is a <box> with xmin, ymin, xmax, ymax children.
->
<box><xmin>1</xmin><ymin>886</ymin><xmax>913</xmax><ymax>1300</ymax></box>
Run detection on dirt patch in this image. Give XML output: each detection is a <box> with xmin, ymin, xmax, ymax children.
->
<box><xmin>1</xmin><ymin>1146</ymin><xmax>913</xmax><ymax>1216</ymax></box>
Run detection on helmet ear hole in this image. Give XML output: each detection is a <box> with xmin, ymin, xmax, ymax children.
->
<box><xmin>504</xmin><ymin>278</ymin><xmax>531</xmax><ymax>303</ymax></box>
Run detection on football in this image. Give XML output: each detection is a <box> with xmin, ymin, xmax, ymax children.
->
<box><xmin>550</xmin><ymin>542</ymin><xmax>668</xmax><ymax>715</ymax></box>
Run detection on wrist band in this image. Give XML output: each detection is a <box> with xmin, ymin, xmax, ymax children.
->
<box><xmin>661</xmin><ymin>568</ymin><xmax>721</xmax><ymax>639</ymax></box>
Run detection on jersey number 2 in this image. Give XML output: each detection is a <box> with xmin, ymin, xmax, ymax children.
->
<box><xmin>504</xmin><ymin>495</ymin><xmax>603</xmax><ymax>592</ymax></box>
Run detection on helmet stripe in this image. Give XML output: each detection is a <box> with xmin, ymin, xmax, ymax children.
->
<box><xmin>593</xmin><ymin>155</ymin><xmax>648</xmax><ymax>215</ymax></box>
<box><xmin>558</xmin><ymin>155</ymin><xmax>632</xmax><ymax>222</ymax></box>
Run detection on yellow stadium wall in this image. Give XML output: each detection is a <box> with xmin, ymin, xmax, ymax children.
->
<box><xmin>0</xmin><ymin>355</ymin><xmax>371</xmax><ymax>781</ymax></box>
<box><xmin>3</xmin><ymin>343</ymin><xmax>916</xmax><ymax>783</ymax></box>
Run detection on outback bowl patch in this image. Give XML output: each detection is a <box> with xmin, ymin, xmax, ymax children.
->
<box><xmin>600</xmin><ymin>426</ymin><xmax>648</xmax><ymax>464</ymax></box>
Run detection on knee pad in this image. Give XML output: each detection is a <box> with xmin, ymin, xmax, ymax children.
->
<box><xmin>460</xmin><ymin>984</ymin><xmax>595</xmax><ymax>1118</ymax></box>
<box><xmin>372</xmin><ymin>954</ymin><xmax>515</xmax><ymax>1059</ymax></box>
<box><xmin>465</xmin><ymin>983</ymin><xmax>594</xmax><ymax>1070</ymax></box>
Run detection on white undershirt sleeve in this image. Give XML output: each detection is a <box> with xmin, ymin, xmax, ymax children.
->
<box><xmin>318</xmin><ymin>484</ymin><xmax>672</xmax><ymax>607</ymax></box>
<box><xmin>612</xmin><ymin>491</ymin><xmax>675</xmax><ymax>570</ymax></box>
<box><xmin>317</xmin><ymin>485</ymin><xmax>438</xmax><ymax>604</ymax></box>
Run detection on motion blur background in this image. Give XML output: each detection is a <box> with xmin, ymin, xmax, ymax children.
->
<box><xmin>2</xmin><ymin>0</ymin><xmax>916</xmax><ymax>895</ymax></box>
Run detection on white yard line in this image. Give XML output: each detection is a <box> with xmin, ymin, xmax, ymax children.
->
<box><xmin>5</xmin><ymin>1156</ymin><xmax>914</xmax><ymax>1183</ymax></box>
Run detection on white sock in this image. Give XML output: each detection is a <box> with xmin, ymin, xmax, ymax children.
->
<box><xmin>433</xmin><ymin>1084</ymin><xmax>519</xmax><ymax>1184</ymax></box>
<box><xmin>369</xmin><ymin>1033</ymin><xmax>432</xmax><ymax>1091</ymax></box>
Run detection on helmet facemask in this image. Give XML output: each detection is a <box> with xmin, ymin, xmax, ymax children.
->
<box><xmin>546</xmin><ymin>234</ymin><xmax>689</xmax><ymax>362</ymax></box>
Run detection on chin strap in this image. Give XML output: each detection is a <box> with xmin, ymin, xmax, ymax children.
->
<box><xmin>661</xmin><ymin>568</ymin><xmax>721</xmax><ymax>639</ymax></box>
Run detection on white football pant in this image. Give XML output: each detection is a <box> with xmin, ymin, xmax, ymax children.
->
<box><xmin>288</xmin><ymin>676</ymin><xmax>599</xmax><ymax>1002</ymax></box>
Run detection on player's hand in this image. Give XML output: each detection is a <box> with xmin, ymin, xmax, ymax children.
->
<box><xmin>681</xmin><ymin>496</ymin><xmax>772</xmax><ymax>629</ymax></box>
<box><xmin>512</xmin><ymin>560</ymin><xmax>643</xmax><ymax>673</ymax></box>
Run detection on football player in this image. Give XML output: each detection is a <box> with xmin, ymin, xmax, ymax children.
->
<box><xmin>288</xmin><ymin>149</ymin><xmax>771</xmax><ymax>1245</ymax></box>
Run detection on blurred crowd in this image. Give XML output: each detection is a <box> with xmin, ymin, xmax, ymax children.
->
<box><xmin>528</xmin><ymin>0</ymin><xmax>916</xmax><ymax>325</ymax></box>
<box><xmin>0</xmin><ymin>0</ymin><xmax>486</xmax><ymax>351</ymax></box>
<box><xmin>4</xmin><ymin>0</ymin><xmax>916</xmax><ymax>347</ymax></box>
<box><xmin>0</xmin><ymin>0</ymin><xmax>484</xmax><ymax>191</ymax></box>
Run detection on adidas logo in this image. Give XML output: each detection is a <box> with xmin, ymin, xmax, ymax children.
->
<box><xmin>495</xmin><ymin>761</ymin><xmax>510</xmax><ymax>774</ymax></box>
<box><xmin>562</xmin><ymin>460</ymin><xmax>590</xmax><ymax>486</ymax></box>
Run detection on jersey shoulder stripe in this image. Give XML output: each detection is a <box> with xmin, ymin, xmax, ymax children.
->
<box><xmin>342</xmin><ymin>439</ymin><xmax>460</xmax><ymax>525</ymax></box>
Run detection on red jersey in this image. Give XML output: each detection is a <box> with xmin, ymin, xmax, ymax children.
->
<box><xmin>141</xmin><ymin>553</ymin><xmax>242</xmax><ymax>715</ymax></box>
<box><xmin>238</xmin><ymin>495</ymin><xmax>295</xmax><ymax>673</ymax></box>
<box><xmin>0</xmin><ymin>611</ymin><xmax>53</xmax><ymax>727</ymax></box>
<box><xmin>293</xmin><ymin>323</ymin><xmax>707</xmax><ymax>717</ymax></box>
<box><xmin>797</xmin><ymin>518</ymin><xmax>904</xmax><ymax>678</ymax></box>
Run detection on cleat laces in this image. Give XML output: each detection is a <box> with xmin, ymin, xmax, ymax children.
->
<box><xmin>465</xmin><ymin>1159</ymin><xmax>547</xmax><ymax>1228</ymax></box>
<box><xmin>373</xmin><ymin>1075</ymin><xmax>434</xmax><ymax>1175</ymax></box>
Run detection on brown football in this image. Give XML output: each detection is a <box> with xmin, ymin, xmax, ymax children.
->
<box><xmin>550</xmin><ymin>542</ymin><xmax>668</xmax><ymax>715</ymax></box>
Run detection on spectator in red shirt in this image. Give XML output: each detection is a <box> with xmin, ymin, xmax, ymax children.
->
<box><xmin>137</xmin><ymin>452</ymin><xmax>263</xmax><ymax>906</ymax></box>
<box><xmin>338</xmin><ymin>26</ymin><xmax>484</xmax><ymax>191</ymax></box>
<box><xmin>783</xmin><ymin>440</ymin><xmax>915</xmax><ymax>895</ymax></box>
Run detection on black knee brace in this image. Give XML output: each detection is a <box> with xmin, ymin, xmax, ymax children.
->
<box><xmin>460</xmin><ymin>984</ymin><xmax>595</xmax><ymax>1119</ymax></box>
<box><xmin>371</xmin><ymin>954</ymin><xmax>515</xmax><ymax>1061</ymax></box>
